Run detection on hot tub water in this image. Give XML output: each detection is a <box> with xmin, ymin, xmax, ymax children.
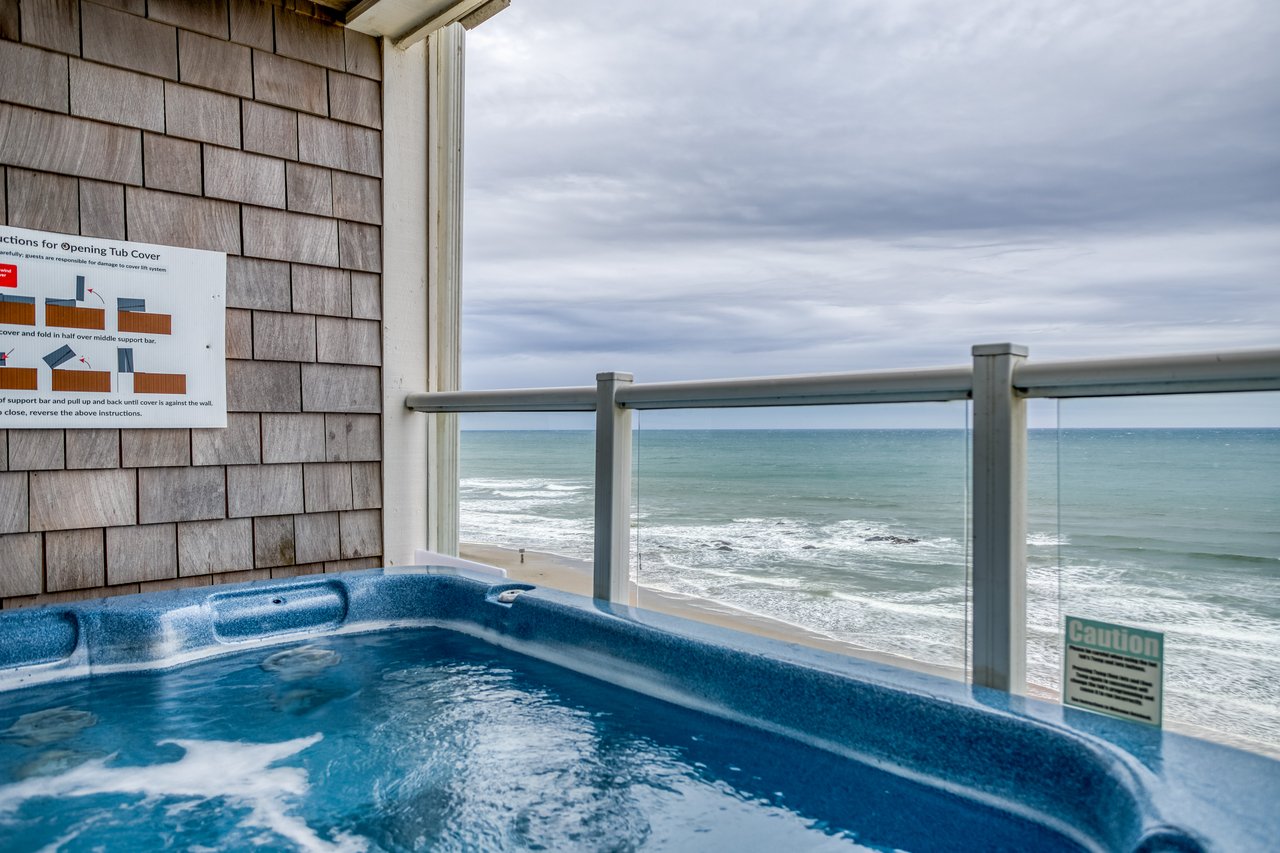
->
<box><xmin>0</xmin><ymin>628</ymin><xmax>1076</xmax><ymax>852</ymax></box>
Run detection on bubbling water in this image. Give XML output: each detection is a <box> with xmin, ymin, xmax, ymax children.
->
<box><xmin>0</xmin><ymin>629</ymin><xmax>1076</xmax><ymax>852</ymax></box>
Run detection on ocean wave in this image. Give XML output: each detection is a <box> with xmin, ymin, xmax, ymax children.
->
<box><xmin>1182</xmin><ymin>551</ymin><xmax>1280</xmax><ymax>567</ymax></box>
<box><xmin>459</xmin><ymin>509</ymin><xmax>594</xmax><ymax>560</ymax></box>
<box><xmin>828</xmin><ymin>589</ymin><xmax>963</xmax><ymax>616</ymax></box>
<box><xmin>461</xmin><ymin>477</ymin><xmax>591</xmax><ymax>497</ymax></box>
<box><xmin>640</xmin><ymin>575</ymin><xmax>967</xmax><ymax>663</ymax></box>
<box><xmin>635</xmin><ymin>517</ymin><xmax>962</xmax><ymax>565</ymax></box>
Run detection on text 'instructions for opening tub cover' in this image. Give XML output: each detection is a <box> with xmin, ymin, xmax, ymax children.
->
<box><xmin>1063</xmin><ymin>616</ymin><xmax>1164</xmax><ymax>727</ymax></box>
<box><xmin>0</xmin><ymin>225</ymin><xmax>226</xmax><ymax>428</ymax></box>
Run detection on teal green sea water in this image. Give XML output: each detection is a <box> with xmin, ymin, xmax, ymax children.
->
<box><xmin>459</xmin><ymin>429</ymin><xmax>1280</xmax><ymax>751</ymax></box>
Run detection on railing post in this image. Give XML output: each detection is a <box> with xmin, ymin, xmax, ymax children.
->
<box><xmin>594</xmin><ymin>371</ymin><xmax>634</xmax><ymax>603</ymax></box>
<box><xmin>971</xmin><ymin>343</ymin><xmax>1029</xmax><ymax>693</ymax></box>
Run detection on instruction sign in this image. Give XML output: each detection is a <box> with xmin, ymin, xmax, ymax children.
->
<box><xmin>1064</xmin><ymin>616</ymin><xmax>1163</xmax><ymax>727</ymax></box>
<box><xmin>0</xmin><ymin>225</ymin><xmax>225</xmax><ymax>428</ymax></box>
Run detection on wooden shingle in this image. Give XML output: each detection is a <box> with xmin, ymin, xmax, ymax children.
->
<box><xmin>29</xmin><ymin>470</ymin><xmax>136</xmax><ymax>531</ymax></box>
<box><xmin>0</xmin><ymin>105</ymin><xmax>142</xmax><ymax>184</ymax></box>
<box><xmin>46</xmin><ymin>528</ymin><xmax>105</xmax><ymax>592</ymax></box>
<box><xmin>227</xmin><ymin>360</ymin><xmax>302</xmax><ymax>412</ymax></box>
<box><xmin>192</xmin><ymin>413</ymin><xmax>261</xmax><ymax>466</ymax></box>
<box><xmin>228</xmin><ymin>463</ymin><xmax>304</xmax><ymax>517</ymax></box>
<box><xmin>126</xmin><ymin>188</ymin><xmax>240</xmax><ymax>253</ymax></box>
<box><xmin>82</xmin><ymin>3</ymin><xmax>177</xmax><ymax>80</ymax></box>
<box><xmin>138</xmin><ymin>466</ymin><xmax>225</xmax><ymax>524</ymax></box>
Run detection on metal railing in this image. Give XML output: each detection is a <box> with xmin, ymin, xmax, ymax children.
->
<box><xmin>406</xmin><ymin>344</ymin><xmax>1280</xmax><ymax>692</ymax></box>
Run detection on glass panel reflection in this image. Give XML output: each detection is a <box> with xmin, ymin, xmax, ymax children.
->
<box><xmin>632</xmin><ymin>404</ymin><xmax>971</xmax><ymax>679</ymax></box>
<box><xmin>1043</xmin><ymin>394</ymin><xmax>1279</xmax><ymax>754</ymax></box>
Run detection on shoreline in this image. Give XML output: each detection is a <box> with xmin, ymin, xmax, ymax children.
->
<box><xmin>459</xmin><ymin>542</ymin><xmax>964</xmax><ymax>681</ymax></box>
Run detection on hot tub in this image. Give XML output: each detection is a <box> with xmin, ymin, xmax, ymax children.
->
<box><xmin>0</xmin><ymin>568</ymin><xmax>1275</xmax><ymax>851</ymax></box>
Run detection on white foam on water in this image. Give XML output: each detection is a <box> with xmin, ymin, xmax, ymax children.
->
<box><xmin>461</xmin><ymin>477</ymin><xmax>570</xmax><ymax>492</ymax></box>
<box><xmin>462</xmin><ymin>477</ymin><xmax>591</xmax><ymax>502</ymax></box>
<box><xmin>545</xmin><ymin>483</ymin><xmax>588</xmax><ymax>492</ymax></box>
<box><xmin>639</xmin><ymin>547</ymin><xmax>968</xmax><ymax>668</ymax></box>
<box><xmin>639</xmin><ymin>516</ymin><xmax>961</xmax><ymax>565</ymax></box>
<box><xmin>0</xmin><ymin>734</ymin><xmax>365</xmax><ymax>852</ymax></box>
<box><xmin>34</xmin><ymin>824</ymin><xmax>94</xmax><ymax>853</ymax></box>
<box><xmin>461</xmin><ymin>506</ymin><xmax>595</xmax><ymax>560</ymax></box>
<box><xmin>624</xmin><ymin>510</ymin><xmax>972</xmax><ymax>668</ymax></box>
<box><xmin>828</xmin><ymin>590</ymin><xmax>958</xmax><ymax>617</ymax></box>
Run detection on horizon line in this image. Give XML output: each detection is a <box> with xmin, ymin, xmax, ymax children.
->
<box><xmin>459</xmin><ymin>425</ymin><xmax>1277</xmax><ymax>432</ymax></box>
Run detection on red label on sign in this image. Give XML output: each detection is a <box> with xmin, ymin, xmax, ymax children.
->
<box><xmin>0</xmin><ymin>264</ymin><xmax>15</xmax><ymax>287</ymax></box>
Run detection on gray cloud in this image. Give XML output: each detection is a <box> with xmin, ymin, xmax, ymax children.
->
<box><xmin>459</xmin><ymin>0</ymin><xmax>1280</xmax><ymax>424</ymax></box>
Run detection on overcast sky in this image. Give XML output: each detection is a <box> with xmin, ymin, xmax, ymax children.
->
<box><xmin>459</xmin><ymin>0</ymin><xmax>1278</xmax><ymax>427</ymax></box>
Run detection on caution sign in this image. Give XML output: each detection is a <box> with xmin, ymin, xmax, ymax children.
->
<box><xmin>1063</xmin><ymin>616</ymin><xmax>1163</xmax><ymax>727</ymax></box>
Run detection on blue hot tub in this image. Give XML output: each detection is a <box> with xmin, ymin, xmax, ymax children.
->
<box><xmin>0</xmin><ymin>568</ymin><xmax>1276</xmax><ymax>851</ymax></box>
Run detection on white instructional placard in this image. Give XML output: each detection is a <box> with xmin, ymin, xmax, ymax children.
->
<box><xmin>1063</xmin><ymin>615</ymin><xmax>1164</xmax><ymax>727</ymax></box>
<box><xmin>0</xmin><ymin>225</ymin><xmax>226</xmax><ymax>428</ymax></box>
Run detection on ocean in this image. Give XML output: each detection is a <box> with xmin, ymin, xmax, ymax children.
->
<box><xmin>459</xmin><ymin>428</ymin><xmax>1279</xmax><ymax>752</ymax></box>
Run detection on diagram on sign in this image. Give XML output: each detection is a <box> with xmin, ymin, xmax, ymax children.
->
<box><xmin>2</xmin><ymin>275</ymin><xmax>177</xmax><ymax>337</ymax></box>
<box><xmin>45</xmin><ymin>344</ymin><xmax>111</xmax><ymax>392</ymax></box>
<box><xmin>118</xmin><ymin>347</ymin><xmax>186</xmax><ymax>395</ymax></box>
<box><xmin>117</xmin><ymin>298</ymin><xmax>173</xmax><ymax>335</ymax></box>
<box><xmin>0</xmin><ymin>345</ymin><xmax>37</xmax><ymax>390</ymax></box>
<box><xmin>0</xmin><ymin>272</ymin><xmax>185</xmax><ymax>394</ymax></box>
<box><xmin>46</xmin><ymin>276</ymin><xmax>106</xmax><ymax>331</ymax></box>
<box><xmin>0</xmin><ymin>224</ymin><xmax>225</xmax><ymax>429</ymax></box>
<box><xmin>0</xmin><ymin>294</ymin><xmax>36</xmax><ymax>326</ymax></box>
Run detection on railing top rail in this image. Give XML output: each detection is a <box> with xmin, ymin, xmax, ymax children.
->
<box><xmin>405</xmin><ymin>386</ymin><xmax>596</xmax><ymax>413</ymax></box>
<box><xmin>616</xmin><ymin>365</ymin><xmax>973</xmax><ymax>409</ymax></box>
<box><xmin>404</xmin><ymin>346</ymin><xmax>1280</xmax><ymax>412</ymax></box>
<box><xmin>1014</xmin><ymin>347</ymin><xmax>1280</xmax><ymax>398</ymax></box>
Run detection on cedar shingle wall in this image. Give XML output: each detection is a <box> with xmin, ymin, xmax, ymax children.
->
<box><xmin>0</xmin><ymin>0</ymin><xmax>384</xmax><ymax>606</ymax></box>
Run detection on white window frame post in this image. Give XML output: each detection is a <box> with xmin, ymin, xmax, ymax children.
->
<box><xmin>425</xmin><ymin>23</ymin><xmax>466</xmax><ymax>556</ymax></box>
<box><xmin>380</xmin><ymin>37</ymin><xmax>430</xmax><ymax>565</ymax></box>
<box><xmin>380</xmin><ymin>22</ymin><xmax>466</xmax><ymax>563</ymax></box>
<box><xmin>971</xmin><ymin>343</ymin><xmax>1029</xmax><ymax>692</ymax></box>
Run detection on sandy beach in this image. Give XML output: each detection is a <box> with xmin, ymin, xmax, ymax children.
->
<box><xmin>459</xmin><ymin>542</ymin><xmax>964</xmax><ymax>681</ymax></box>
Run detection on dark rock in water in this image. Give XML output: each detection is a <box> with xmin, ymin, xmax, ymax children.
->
<box><xmin>17</xmin><ymin>748</ymin><xmax>100</xmax><ymax>779</ymax></box>
<box><xmin>271</xmin><ymin>687</ymin><xmax>342</xmax><ymax>715</ymax></box>
<box><xmin>261</xmin><ymin>645</ymin><xmax>342</xmax><ymax>682</ymax></box>
<box><xmin>3</xmin><ymin>707</ymin><xmax>98</xmax><ymax>746</ymax></box>
<box><xmin>801</xmin><ymin>545</ymin><xmax>818</xmax><ymax>550</ymax></box>
<box><xmin>262</xmin><ymin>645</ymin><xmax>357</xmax><ymax>713</ymax></box>
<box><xmin>865</xmin><ymin>535</ymin><xmax>920</xmax><ymax>545</ymax></box>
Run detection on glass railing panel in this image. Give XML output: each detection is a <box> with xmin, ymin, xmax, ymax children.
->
<box><xmin>1026</xmin><ymin>399</ymin><xmax>1064</xmax><ymax>701</ymax></box>
<box><xmin>631</xmin><ymin>403</ymin><xmax>971</xmax><ymax>680</ymax></box>
<box><xmin>458</xmin><ymin>413</ymin><xmax>595</xmax><ymax>595</ymax></box>
<box><xmin>1042</xmin><ymin>392</ymin><xmax>1279</xmax><ymax>755</ymax></box>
